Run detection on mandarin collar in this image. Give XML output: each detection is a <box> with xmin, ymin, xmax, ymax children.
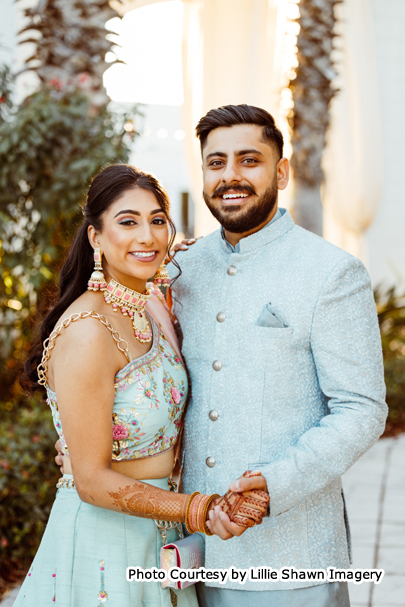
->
<box><xmin>218</xmin><ymin>208</ymin><xmax>295</xmax><ymax>255</ymax></box>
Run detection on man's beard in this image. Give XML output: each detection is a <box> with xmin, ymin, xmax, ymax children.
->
<box><xmin>203</xmin><ymin>181</ymin><xmax>278</xmax><ymax>234</ymax></box>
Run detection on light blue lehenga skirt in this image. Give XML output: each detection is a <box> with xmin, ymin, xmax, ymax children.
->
<box><xmin>14</xmin><ymin>476</ymin><xmax>198</xmax><ymax>607</ymax></box>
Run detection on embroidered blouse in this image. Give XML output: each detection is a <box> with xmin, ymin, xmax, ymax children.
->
<box><xmin>45</xmin><ymin>314</ymin><xmax>188</xmax><ymax>462</ymax></box>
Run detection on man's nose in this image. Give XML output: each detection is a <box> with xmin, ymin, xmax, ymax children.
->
<box><xmin>221</xmin><ymin>161</ymin><xmax>242</xmax><ymax>183</ymax></box>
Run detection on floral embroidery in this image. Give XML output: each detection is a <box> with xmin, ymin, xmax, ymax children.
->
<box><xmin>47</xmin><ymin>394</ymin><xmax>69</xmax><ymax>455</ymax></box>
<box><xmin>134</xmin><ymin>378</ymin><xmax>160</xmax><ymax>409</ymax></box>
<box><xmin>112</xmin><ymin>412</ymin><xmax>146</xmax><ymax>459</ymax></box>
<box><xmin>52</xmin><ymin>568</ymin><xmax>56</xmax><ymax>602</ymax></box>
<box><xmin>112</xmin><ymin>425</ymin><xmax>128</xmax><ymax>441</ymax></box>
<box><xmin>160</xmin><ymin>333</ymin><xmax>183</xmax><ymax>371</ymax></box>
<box><xmin>163</xmin><ymin>370</ymin><xmax>186</xmax><ymax>422</ymax></box>
<box><xmin>46</xmin><ymin>316</ymin><xmax>188</xmax><ymax>464</ymax></box>
<box><xmin>171</xmin><ymin>387</ymin><xmax>181</xmax><ymax>404</ymax></box>
<box><xmin>97</xmin><ymin>559</ymin><xmax>108</xmax><ymax>605</ymax></box>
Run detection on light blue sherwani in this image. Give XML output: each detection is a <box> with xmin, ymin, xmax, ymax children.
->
<box><xmin>169</xmin><ymin>208</ymin><xmax>387</xmax><ymax>591</ymax></box>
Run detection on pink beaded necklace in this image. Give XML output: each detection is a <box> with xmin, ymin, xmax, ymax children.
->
<box><xmin>103</xmin><ymin>279</ymin><xmax>152</xmax><ymax>343</ymax></box>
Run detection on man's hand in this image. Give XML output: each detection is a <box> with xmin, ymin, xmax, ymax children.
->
<box><xmin>206</xmin><ymin>471</ymin><xmax>270</xmax><ymax>540</ymax></box>
<box><xmin>55</xmin><ymin>439</ymin><xmax>64</xmax><ymax>474</ymax></box>
<box><xmin>229</xmin><ymin>470</ymin><xmax>268</xmax><ymax>495</ymax></box>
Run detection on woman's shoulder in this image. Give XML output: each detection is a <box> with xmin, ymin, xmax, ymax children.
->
<box><xmin>51</xmin><ymin>292</ymin><xmax>113</xmax><ymax>346</ymax></box>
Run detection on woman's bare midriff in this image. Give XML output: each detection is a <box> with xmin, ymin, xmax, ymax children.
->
<box><xmin>61</xmin><ymin>448</ymin><xmax>175</xmax><ymax>480</ymax></box>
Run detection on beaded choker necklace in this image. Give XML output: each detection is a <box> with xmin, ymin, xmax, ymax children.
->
<box><xmin>103</xmin><ymin>279</ymin><xmax>152</xmax><ymax>343</ymax></box>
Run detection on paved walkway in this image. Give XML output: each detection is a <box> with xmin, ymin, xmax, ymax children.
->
<box><xmin>343</xmin><ymin>434</ymin><xmax>405</xmax><ymax>606</ymax></box>
<box><xmin>1</xmin><ymin>435</ymin><xmax>404</xmax><ymax>606</ymax></box>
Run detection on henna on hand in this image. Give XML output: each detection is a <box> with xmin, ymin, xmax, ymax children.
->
<box><xmin>108</xmin><ymin>480</ymin><xmax>188</xmax><ymax>522</ymax></box>
<box><xmin>211</xmin><ymin>470</ymin><xmax>270</xmax><ymax>529</ymax></box>
<box><xmin>106</xmin><ymin>470</ymin><xmax>269</xmax><ymax>532</ymax></box>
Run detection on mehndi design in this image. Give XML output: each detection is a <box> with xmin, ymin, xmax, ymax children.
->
<box><xmin>212</xmin><ymin>471</ymin><xmax>270</xmax><ymax>528</ymax></box>
<box><xmin>108</xmin><ymin>481</ymin><xmax>188</xmax><ymax>522</ymax></box>
<box><xmin>108</xmin><ymin>471</ymin><xmax>269</xmax><ymax>531</ymax></box>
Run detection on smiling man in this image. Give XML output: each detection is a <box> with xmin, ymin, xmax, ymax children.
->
<box><xmin>170</xmin><ymin>105</ymin><xmax>387</xmax><ymax>607</ymax></box>
<box><xmin>201</xmin><ymin>121</ymin><xmax>286</xmax><ymax>240</ymax></box>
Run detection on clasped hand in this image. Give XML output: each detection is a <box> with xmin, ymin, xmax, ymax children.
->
<box><xmin>207</xmin><ymin>471</ymin><xmax>269</xmax><ymax>540</ymax></box>
<box><xmin>54</xmin><ymin>442</ymin><xmax>269</xmax><ymax>541</ymax></box>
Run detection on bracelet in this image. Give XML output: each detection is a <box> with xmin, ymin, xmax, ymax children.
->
<box><xmin>185</xmin><ymin>492</ymin><xmax>221</xmax><ymax>534</ymax></box>
<box><xmin>190</xmin><ymin>494</ymin><xmax>205</xmax><ymax>533</ymax></box>
<box><xmin>185</xmin><ymin>492</ymin><xmax>200</xmax><ymax>534</ymax></box>
<box><xmin>196</xmin><ymin>494</ymin><xmax>210</xmax><ymax>533</ymax></box>
<box><xmin>202</xmin><ymin>494</ymin><xmax>220</xmax><ymax>535</ymax></box>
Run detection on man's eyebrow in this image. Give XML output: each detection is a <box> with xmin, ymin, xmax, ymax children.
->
<box><xmin>205</xmin><ymin>148</ymin><xmax>264</xmax><ymax>161</ymax></box>
<box><xmin>114</xmin><ymin>208</ymin><xmax>163</xmax><ymax>218</ymax></box>
<box><xmin>205</xmin><ymin>151</ymin><xmax>227</xmax><ymax>161</ymax></box>
<box><xmin>236</xmin><ymin>148</ymin><xmax>264</xmax><ymax>157</ymax></box>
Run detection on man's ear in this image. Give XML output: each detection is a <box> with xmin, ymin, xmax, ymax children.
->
<box><xmin>277</xmin><ymin>158</ymin><xmax>289</xmax><ymax>191</ymax></box>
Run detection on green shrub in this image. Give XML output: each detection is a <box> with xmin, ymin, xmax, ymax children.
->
<box><xmin>0</xmin><ymin>66</ymin><xmax>138</xmax><ymax>591</ymax></box>
<box><xmin>0</xmin><ymin>396</ymin><xmax>58</xmax><ymax>585</ymax></box>
<box><xmin>376</xmin><ymin>287</ymin><xmax>405</xmax><ymax>436</ymax></box>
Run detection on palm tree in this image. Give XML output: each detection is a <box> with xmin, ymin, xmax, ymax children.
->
<box><xmin>288</xmin><ymin>0</ymin><xmax>340</xmax><ymax>236</ymax></box>
<box><xmin>17</xmin><ymin>0</ymin><xmax>121</xmax><ymax>104</ymax></box>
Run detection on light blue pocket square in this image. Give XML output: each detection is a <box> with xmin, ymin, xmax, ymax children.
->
<box><xmin>256</xmin><ymin>303</ymin><xmax>287</xmax><ymax>328</ymax></box>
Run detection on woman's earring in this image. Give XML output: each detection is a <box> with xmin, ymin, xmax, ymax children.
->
<box><xmin>153</xmin><ymin>263</ymin><xmax>170</xmax><ymax>287</ymax></box>
<box><xmin>87</xmin><ymin>248</ymin><xmax>107</xmax><ymax>291</ymax></box>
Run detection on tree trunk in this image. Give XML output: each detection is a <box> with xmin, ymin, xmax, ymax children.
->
<box><xmin>17</xmin><ymin>0</ymin><xmax>120</xmax><ymax>104</ymax></box>
<box><xmin>293</xmin><ymin>182</ymin><xmax>323</xmax><ymax>236</ymax></box>
<box><xmin>288</xmin><ymin>0</ymin><xmax>340</xmax><ymax>236</ymax></box>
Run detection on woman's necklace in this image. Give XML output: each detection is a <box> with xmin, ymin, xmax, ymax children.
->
<box><xmin>103</xmin><ymin>279</ymin><xmax>152</xmax><ymax>343</ymax></box>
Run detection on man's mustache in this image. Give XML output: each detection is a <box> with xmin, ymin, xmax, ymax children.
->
<box><xmin>212</xmin><ymin>184</ymin><xmax>256</xmax><ymax>198</ymax></box>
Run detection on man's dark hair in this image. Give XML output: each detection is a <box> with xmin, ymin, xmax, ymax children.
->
<box><xmin>195</xmin><ymin>104</ymin><xmax>284</xmax><ymax>159</ymax></box>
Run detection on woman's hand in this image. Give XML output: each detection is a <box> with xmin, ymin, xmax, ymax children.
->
<box><xmin>206</xmin><ymin>471</ymin><xmax>270</xmax><ymax>540</ymax></box>
<box><xmin>55</xmin><ymin>439</ymin><xmax>64</xmax><ymax>474</ymax></box>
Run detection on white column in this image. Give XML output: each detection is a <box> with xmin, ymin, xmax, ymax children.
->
<box><xmin>182</xmin><ymin>0</ymin><xmax>289</xmax><ymax>236</ymax></box>
<box><xmin>322</xmin><ymin>0</ymin><xmax>383</xmax><ymax>266</ymax></box>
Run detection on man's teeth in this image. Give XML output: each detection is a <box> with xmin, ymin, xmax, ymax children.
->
<box><xmin>131</xmin><ymin>251</ymin><xmax>156</xmax><ymax>258</ymax></box>
<box><xmin>222</xmin><ymin>193</ymin><xmax>249</xmax><ymax>199</ymax></box>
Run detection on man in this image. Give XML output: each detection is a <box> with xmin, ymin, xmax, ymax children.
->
<box><xmin>169</xmin><ymin>104</ymin><xmax>387</xmax><ymax>607</ymax></box>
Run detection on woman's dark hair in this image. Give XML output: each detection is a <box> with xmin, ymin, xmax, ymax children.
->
<box><xmin>21</xmin><ymin>164</ymin><xmax>178</xmax><ymax>393</ymax></box>
<box><xmin>195</xmin><ymin>104</ymin><xmax>284</xmax><ymax>160</ymax></box>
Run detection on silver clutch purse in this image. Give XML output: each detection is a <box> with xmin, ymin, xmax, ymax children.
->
<box><xmin>160</xmin><ymin>533</ymin><xmax>205</xmax><ymax>589</ymax></box>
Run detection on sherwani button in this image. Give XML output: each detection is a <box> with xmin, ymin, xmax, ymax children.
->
<box><xmin>216</xmin><ymin>312</ymin><xmax>226</xmax><ymax>323</ymax></box>
<box><xmin>212</xmin><ymin>360</ymin><xmax>222</xmax><ymax>371</ymax></box>
<box><xmin>209</xmin><ymin>410</ymin><xmax>219</xmax><ymax>421</ymax></box>
<box><xmin>206</xmin><ymin>456</ymin><xmax>216</xmax><ymax>468</ymax></box>
<box><xmin>227</xmin><ymin>265</ymin><xmax>237</xmax><ymax>276</ymax></box>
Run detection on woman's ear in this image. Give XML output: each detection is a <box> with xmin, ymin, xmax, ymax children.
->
<box><xmin>87</xmin><ymin>225</ymin><xmax>100</xmax><ymax>250</ymax></box>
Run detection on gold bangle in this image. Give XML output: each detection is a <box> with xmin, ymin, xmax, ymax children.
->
<box><xmin>190</xmin><ymin>494</ymin><xmax>204</xmax><ymax>533</ymax></box>
<box><xmin>196</xmin><ymin>494</ymin><xmax>210</xmax><ymax>534</ymax></box>
<box><xmin>185</xmin><ymin>491</ymin><xmax>200</xmax><ymax>534</ymax></box>
<box><xmin>203</xmin><ymin>494</ymin><xmax>220</xmax><ymax>536</ymax></box>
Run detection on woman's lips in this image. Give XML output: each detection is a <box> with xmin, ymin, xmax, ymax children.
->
<box><xmin>129</xmin><ymin>251</ymin><xmax>158</xmax><ymax>263</ymax></box>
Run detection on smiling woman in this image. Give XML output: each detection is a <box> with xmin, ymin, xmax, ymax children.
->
<box><xmin>16</xmin><ymin>163</ymin><xmax>268</xmax><ymax>607</ymax></box>
<box><xmin>88</xmin><ymin>188</ymin><xmax>170</xmax><ymax>295</ymax></box>
<box><xmin>15</xmin><ymin>164</ymin><xmax>201</xmax><ymax>607</ymax></box>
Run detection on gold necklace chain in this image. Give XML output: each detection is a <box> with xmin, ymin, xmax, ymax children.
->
<box><xmin>37</xmin><ymin>311</ymin><xmax>131</xmax><ymax>387</ymax></box>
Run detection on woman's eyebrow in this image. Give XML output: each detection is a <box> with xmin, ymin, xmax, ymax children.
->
<box><xmin>114</xmin><ymin>208</ymin><xmax>163</xmax><ymax>218</ymax></box>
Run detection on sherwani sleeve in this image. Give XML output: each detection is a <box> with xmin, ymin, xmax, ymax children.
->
<box><xmin>261</xmin><ymin>256</ymin><xmax>388</xmax><ymax>517</ymax></box>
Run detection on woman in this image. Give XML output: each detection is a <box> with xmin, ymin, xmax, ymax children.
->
<box><xmin>16</xmin><ymin>165</ymin><xmax>268</xmax><ymax>607</ymax></box>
